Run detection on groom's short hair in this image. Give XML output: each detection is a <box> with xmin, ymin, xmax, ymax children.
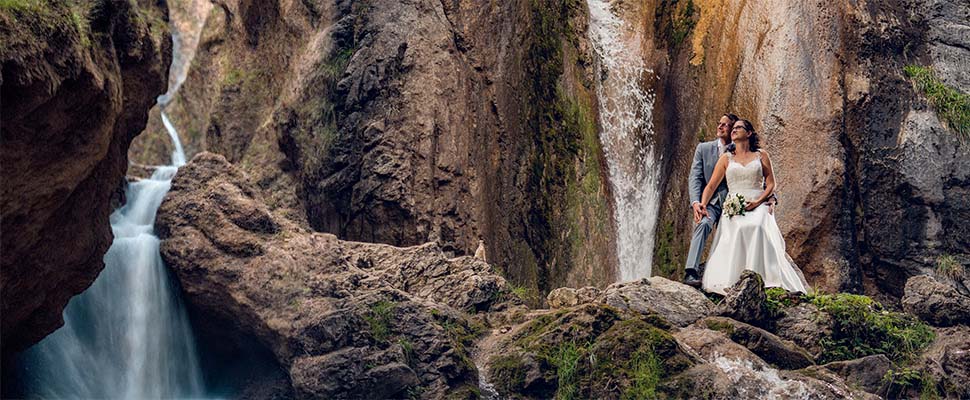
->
<box><xmin>724</xmin><ymin>113</ymin><xmax>739</xmax><ymax>124</ymax></box>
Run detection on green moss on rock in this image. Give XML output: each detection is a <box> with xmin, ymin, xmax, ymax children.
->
<box><xmin>488</xmin><ymin>305</ymin><xmax>694</xmax><ymax>399</ymax></box>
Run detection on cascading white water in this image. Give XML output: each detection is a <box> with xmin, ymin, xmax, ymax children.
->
<box><xmin>19</xmin><ymin>135</ymin><xmax>204</xmax><ymax>399</ymax></box>
<box><xmin>19</xmin><ymin>17</ymin><xmax>206</xmax><ymax>399</ymax></box>
<box><xmin>586</xmin><ymin>0</ymin><xmax>662</xmax><ymax>281</ymax></box>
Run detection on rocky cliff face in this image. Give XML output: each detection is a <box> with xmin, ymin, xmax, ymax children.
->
<box><xmin>156</xmin><ymin>152</ymin><xmax>517</xmax><ymax>398</ymax></box>
<box><xmin>0</xmin><ymin>0</ymin><xmax>171</xmax><ymax>354</ymax></box>
<box><xmin>130</xmin><ymin>0</ymin><xmax>619</xmax><ymax>296</ymax></box>
<box><xmin>650</xmin><ymin>0</ymin><xmax>970</xmax><ymax>299</ymax></box>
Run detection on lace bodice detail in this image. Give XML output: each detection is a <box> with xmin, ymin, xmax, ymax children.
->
<box><xmin>726</xmin><ymin>151</ymin><xmax>764</xmax><ymax>194</ymax></box>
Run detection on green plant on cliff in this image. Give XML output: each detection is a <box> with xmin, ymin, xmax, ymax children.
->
<box><xmin>654</xmin><ymin>0</ymin><xmax>697</xmax><ymax>48</ymax></box>
<box><xmin>764</xmin><ymin>287</ymin><xmax>800</xmax><ymax>315</ymax></box>
<box><xmin>883</xmin><ymin>367</ymin><xmax>941</xmax><ymax>400</ymax></box>
<box><xmin>904</xmin><ymin>65</ymin><xmax>970</xmax><ymax>138</ymax></box>
<box><xmin>0</xmin><ymin>0</ymin><xmax>41</xmax><ymax>12</ymax></box>
<box><xmin>936</xmin><ymin>254</ymin><xmax>964</xmax><ymax>280</ymax></box>
<box><xmin>807</xmin><ymin>293</ymin><xmax>934</xmax><ymax>363</ymax></box>
<box><xmin>364</xmin><ymin>300</ymin><xmax>396</xmax><ymax>342</ymax></box>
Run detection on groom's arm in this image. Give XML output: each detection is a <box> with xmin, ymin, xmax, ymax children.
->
<box><xmin>688</xmin><ymin>144</ymin><xmax>705</xmax><ymax>206</ymax></box>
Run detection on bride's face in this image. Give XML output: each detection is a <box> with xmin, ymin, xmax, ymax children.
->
<box><xmin>731</xmin><ymin>121</ymin><xmax>749</xmax><ymax>141</ymax></box>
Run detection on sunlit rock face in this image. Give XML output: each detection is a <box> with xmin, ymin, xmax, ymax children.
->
<box><xmin>650</xmin><ymin>0</ymin><xmax>970</xmax><ymax>300</ymax></box>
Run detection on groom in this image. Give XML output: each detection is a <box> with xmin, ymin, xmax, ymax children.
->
<box><xmin>683</xmin><ymin>114</ymin><xmax>736</xmax><ymax>286</ymax></box>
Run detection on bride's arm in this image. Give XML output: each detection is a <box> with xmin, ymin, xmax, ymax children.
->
<box><xmin>748</xmin><ymin>150</ymin><xmax>776</xmax><ymax>209</ymax></box>
<box><xmin>700</xmin><ymin>155</ymin><xmax>729</xmax><ymax>207</ymax></box>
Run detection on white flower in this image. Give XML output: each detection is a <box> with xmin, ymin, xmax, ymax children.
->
<box><xmin>724</xmin><ymin>194</ymin><xmax>747</xmax><ymax>218</ymax></box>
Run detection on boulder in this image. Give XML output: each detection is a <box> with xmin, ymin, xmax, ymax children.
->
<box><xmin>716</xmin><ymin>271</ymin><xmax>770</xmax><ymax>325</ymax></box>
<box><xmin>699</xmin><ymin>317</ymin><xmax>815</xmax><ymax>370</ymax></box>
<box><xmin>805</xmin><ymin>355</ymin><xmax>893</xmax><ymax>395</ymax></box>
<box><xmin>156</xmin><ymin>153</ymin><xmax>509</xmax><ymax>398</ymax></box>
<box><xmin>601</xmin><ymin>277</ymin><xmax>716</xmax><ymax>327</ymax></box>
<box><xmin>546</xmin><ymin>287</ymin><xmax>601</xmax><ymax>309</ymax></box>
<box><xmin>902</xmin><ymin>275</ymin><xmax>970</xmax><ymax>327</ymax></box>
<box><xmin>771</xmin><ymin>302</ymin><xmax>835</xmax><ymax>359</ymax></box>
<box><xmin>485</xmin><ymin>304</ymin><xmax>695</xmax><ymax>399</ymax></box>
<box><xmin>919</xmin><ymin>326</ymin><xmax>970</xmax><ymax>399</ymax></box>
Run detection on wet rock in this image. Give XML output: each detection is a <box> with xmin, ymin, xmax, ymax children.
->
<box><xmin>771</xmin><ymin>302</ymin><xmax>835</xmax><ymax>359</ymax></box>
<box><xmin>902</xmin><ymin>275</ymin><xmax>970</xmax><ymax>327</ymax></box>
<box><xmin>546</xmin><ymin>287</ymin><xmax>601</xmax><ymax>309</ymax></box>
<box><xmin>670</xmin><ymin>327</ymin><xmax>872</xmax><ymax>399</ymax></box>
<box><xmin>716</xmin><ymin>271</ymin><xmax>769</xmax><ymax>325</ymax></box>
<box><xmin>699</xmin><ymin>317</ymin><xmax>815</xmax><ymax>370</ymax></box>
<box><xmin>601</xmin><ymin>277</ymin><xmax>716</xmax><ymax>327</ymax></box>
<box><xmin>805</xmin><ymin>355</ymin><xmax>893</xmax><ymax>395</ymax></box>
<box><xmin>0</xmin><ymin>0</ymin><xmax>171</xmax><ymax>355</ymax></box>
<box><xmin>157</xmin><ymin>153</ymin><xmax>508</xmax><ymax>398</ymax></box>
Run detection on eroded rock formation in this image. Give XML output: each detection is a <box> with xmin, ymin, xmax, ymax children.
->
<box><xmin>0</xmin><ymin>0</ymin><xmax>171</xmax><ymax>355</ymax></box>
<box><xmin>156</xmin><ymin>152</ymin><xmax>515</xmax><ymax>398</ymax></box>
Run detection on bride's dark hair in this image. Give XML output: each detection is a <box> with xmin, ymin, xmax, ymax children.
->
<box><xmin>728</xmin><ymin>119</ymin><xmax>761</xmax><ymax>153</ymax></box>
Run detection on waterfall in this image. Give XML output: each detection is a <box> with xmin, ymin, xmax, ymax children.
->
<box><xmin>18</xmin><ymin>14</ymin><xmax>207</xmax><ymax>399</ymax></box>
<box><xmin>586</xmin><ymin>0</ymin><xmax>662</xmax><ymax>281</ymax></box>
<box><xmin>18</xmin><ymin>131</ymin><xmax>204</xmax><ymax>399</ymax></box>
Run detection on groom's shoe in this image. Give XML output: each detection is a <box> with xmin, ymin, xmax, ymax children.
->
<box><xmin>684</xmin><ymin>268</ymin><xmax>702</xmax><ymax>288</ymax></box>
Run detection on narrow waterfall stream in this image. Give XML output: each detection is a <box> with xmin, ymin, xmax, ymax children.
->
<box><xmin>586</xmin><ymin>0</ymin><xmax>661</xmax><ymax>281</ymax></box>
<box><xmin>18</xmin><ymin>24</ymin><xmax>207</xmax><ymax>400</ymax></box>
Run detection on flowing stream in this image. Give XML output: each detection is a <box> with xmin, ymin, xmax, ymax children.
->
<box><xmin>586</xmin><ymin>0</ymin><xmax>662</xmax><ymax>281</ymax></box>
<box><xmin>19</xmin><ymin>21</ymin><xmax>206</xmax><ymax>400</ymax></box>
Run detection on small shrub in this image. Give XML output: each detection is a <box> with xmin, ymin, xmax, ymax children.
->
<box><xmin>883</xmin><ymin>368</ymin><xmax>940</xmax><ymax>400</ymax></box>
<box><xmin>364</xmin><ymin>300</ymin><xmax>396</xmax><ymax>342</ymax></box>
<box><xmin>936</xmin><ymin>254</ymin><xmax>964</xmax><ymax>280</ymax></box>
<box><xmin>0</xmin><ymin>0</ymin><xmax>40</xmax><ymax>12</ymax></box>
<box><xmin>904</xmin><ymin>65</ymin><xmax>970</xmax><ymax>139</ymax></box>
<box><xmin>808</xmin><ymin>293</ymin><xmax>935</xmax><ymax>363</ymax></box>
<box><xmin>764</xmin><ymin>287</ymin><xmax>800</xmax><ymax>315</ymax></box>
<box><xmin>398</xmin><ymin>339</ymin><xmax>416</xmax><ymax>368</ymax></box>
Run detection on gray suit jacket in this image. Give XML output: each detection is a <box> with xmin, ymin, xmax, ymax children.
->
<box><xmin>689</xmin><ymin>140</ymin><xmax>729</xmax><ymax>208</ymax></box>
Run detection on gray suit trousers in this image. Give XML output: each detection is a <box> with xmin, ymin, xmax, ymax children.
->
<box><xmin>685</xmin><ymin>203</ymin><xmax>723</xmax><ymax>273</ymax></box>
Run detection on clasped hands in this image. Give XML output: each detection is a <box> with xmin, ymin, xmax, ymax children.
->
<box><xmin>692</xmin><ymin>198</ymin><xmax>776</xmax><ymax>223</ymax></box>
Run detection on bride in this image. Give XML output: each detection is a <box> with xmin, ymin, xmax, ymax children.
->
<box><xmin>697</xmin><ymin>119</ymin><xmax>808</xmax><ymax>295</ymax></box>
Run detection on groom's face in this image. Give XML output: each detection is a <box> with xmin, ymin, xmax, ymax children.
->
<box><xmin>716</xmin><ymin>116</ymin><xmax>732</xmax><ymax>139</ymax></box>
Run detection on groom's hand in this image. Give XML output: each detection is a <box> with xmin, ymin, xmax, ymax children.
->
<box><xmin>692</xmin><ymin>203</ymin><xmax>704</xmax><ymax>223</ymax></box>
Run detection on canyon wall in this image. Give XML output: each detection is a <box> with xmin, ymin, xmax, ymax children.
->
<box><xmin>0</xmin><ymin>0</ymin><xmax>171</xmax><ymax>354</ymax></box>
<box><xmin>130</xmin><ymin>0</ymin><xmax>620</xmax><ymax>297</ymax></box>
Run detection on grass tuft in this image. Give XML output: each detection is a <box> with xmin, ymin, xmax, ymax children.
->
<box><xmin>936</xmin><ymin>254</ymin><xmax>964</xmax><ymax>280</ymax></box>
<box><xmin>904</xmin><ymin>65</ymin><xmax>970</xmax><ymax>139</ymax></box>
<box><xmin>364</xmin><ymin>300</ymin><xmax>396</xmax><ymax>342</ymax></box>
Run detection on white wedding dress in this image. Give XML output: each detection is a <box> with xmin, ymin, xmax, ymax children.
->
<box><xmin>702</xmin><ymin>151</ymin><xmax>809</xmax><ymax>295</ymax></box>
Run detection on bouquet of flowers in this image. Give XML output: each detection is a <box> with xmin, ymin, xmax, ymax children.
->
<box><xmin>723</xmin><ymin>193</ymin><xmax>747</xmax><ymax>218</ymax></box>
